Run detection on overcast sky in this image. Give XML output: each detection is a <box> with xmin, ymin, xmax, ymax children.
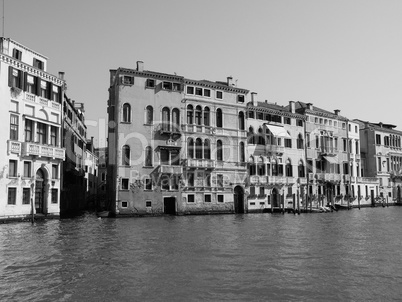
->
<box><xmin>4</xmin><ymin>0</ymin><xmax>402</xmax><ymax>147</ymax></box>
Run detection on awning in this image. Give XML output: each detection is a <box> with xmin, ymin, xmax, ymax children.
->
<box><xmin>266</xmin><ymin>125</ymin><xmax>291</xmax><ymax>138</ymax></box>
<box><xmin>324</xmin><ymin>156</ymin><xmax>339</xmax><ymax>164</ymax></box>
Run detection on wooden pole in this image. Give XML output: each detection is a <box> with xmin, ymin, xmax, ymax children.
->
<box><xmin>297</xmin><ymin>189</ymin><xmax>300</xmax><ymax>214</ymax></box>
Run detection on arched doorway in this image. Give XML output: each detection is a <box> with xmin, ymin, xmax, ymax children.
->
<box><xmin>272</xmin><ymin>188</ymin><xmax>279</xmax><ymax>208</ymax></box>
<box><xmin>234</xmin><ymin>186</ymin><xmax>244</xmax><ymax>213</ymax></box>
<box><xmin>35</xmin><ymin>169</ymin><xmax>46</xmax><ymax>214</ymax></box>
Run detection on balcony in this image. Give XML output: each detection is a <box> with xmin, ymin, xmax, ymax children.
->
<box><xmin>315</xmin><ymin>173</ymin><xmax>341</xmax><ymax>182</ymax></box>
<box><xmin>249</xmin><ymin>175</ymin><xmax>267</xmax><ymax>184</ymax></box>
<box><xmin>356</xmin><ymin>177</ymin><xmax>379</xmax><ymax>184</ymax></box>
<box><xmin>22</xmin><ymin>142</ymin><xmax>65</xmax><ymax>160</ymax></box>
<box><xmin>267</xmin><ymin>176</ymin><xmax>285</xmax><ymax>184</ymax></box>
<box><xmin>152</xmin><ymin>165</ymin><xmax>183</xmax><ymax>175</ymax></box>
<box><xmin>298</xmin><ymin>177</ymin><xmax>308</xmax><ymax>185</ymax></box>
<box><xmin>266</xmin><ymin>145</ymin><xmax>285</xmax><ymax>155</ymax></box>
<box><xmin>186</xmin><ymin>159</ymin><xmax>215</xmax><ymax>169</ymax></box>
<box><xmin>317</xmin><ymin>146</ymin><xmax>338</xmax><ymax>156</ymax></box>
<box><xmin>156</xmin><ymin>123</ymin><xmax>181</xmax><ymax>138</ymax></box>
<box><xmin>24</xmin><ymin>92</ymin><xmax>61</xmax><ymax>111</ymax></box>
<box><xmin>7</xmin><ymin>140</ymin><xmax>21</xmax><ymax>155</ymax></box>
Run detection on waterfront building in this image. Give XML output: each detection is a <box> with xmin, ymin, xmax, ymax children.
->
<box><xmin>95</xmin><ymin>146</ymin><xmax>108</xmax><ymax>209</ymax></box>
<box><xmin>347</xmin><ymin>120</ymin><xmax>380</xmax><ymax>207</ymax></box>
<box><xmin>354</xmin><ymin>119</ymin><xmax>402</xmax><ymax>204</ymax></box>
<box><xmin>292</xmin><ymin>102</ymin><xmax>351</xmax><ymax>207</ymax></box>
<box><xmin>246</xmin><ymin>98</ymin><xmax>307</xmax><ymax>212</ymax></box>
<box><xmin>85</xmin><ymin>137</ymin><xmax>99</xmax><ymax>207</ymax></box>
<box><xmin>107</xmin><ymin>61</ymin><xmax>249</xmax><ymax>215</ymax></box>
<box><xmin>0</xmin><ymin>38</ymin><xmax>65</xmax><ymax>219</ymax></box>
<box><xmin>61</xmin><ymin>97</ymin><xmax>87</xmax><ymax>215</ymax></box>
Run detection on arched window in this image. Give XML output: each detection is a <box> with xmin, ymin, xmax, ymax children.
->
<box><xmin>195</xmin><ymin>106</ymin><xmax>202</xmax><ymax>125</ymax></box>
<box><xmin>216</xmin><ymin>108</ymin><xmax>223</xmax><ymax>128</ymax></box>
<box><xmin>172</xmin><ymin>108</ymin><xmax>180</xmax><ymax>132</ymax></box>
<box><xmin>238</xmin><ymin>111</ymin><xmax>245</xmax><ymax>130</ymax></box>
<box><xmin>286</xmin><ymin>159</ymin><xmax>293</xmax><ymax>177</ymax></box>
<box><xmin>298</xmin><ymin>160</ymin><xmax>305</xmax><ymax>177</ymax></box>
<box><xmin>217</xmin><ymin>140</ymin><xmax>223</xmax><ymax>161</ymax></box>
<box><xmin>187</xmin><ymin>105</ymin><xmax>193</xmax><ymax>124</ymax></box>
<box><xmin>122</xmin><ymin>145</ymin><xmax>130</xmax><ymax>166</ymax></box>
<box><xmin>257</xmin><ymin>128</ymin><xmax>265</xmax><ymax>145</ymax></box>
<box><xmin>195</xmin><ymin>138</ymin><xmax>203</xmax><ymax>159</ymax></box>
<box><xmin>204</xmin><ymin>107</ymin><xmax>210</xmax><ymax>126</ymax></box>
<box><xmin>204</xmin><ymin>139</ymin><xmax>211</xmax><ymax>159</ymax></box>
<box><xmin>145</xmin><ymin>146</ymin><xmax>153</xmax><ymax>167</ymax></box>
<box><xmin>188</xmin><ymin>138</ymin><xmax>194</xmax><ymax>159</ymax></box>
<box><xmin>297</xmin><ymin>133</ymin><xmax>304</xmax><ymax>149</ymax></box>
<box><xmin>272</xmin><ymin>158</ymin><xmax>278</xmax><ymax>176</ymax></box>
<box><xmin>248</xmin><ymin>156</ymin><xmax>256</xmax><ymax>175</ymax></box>
<box><xmin>239</xmin><ymin>142</ymin><xmax>245</xmax><ymax>162</ymax></box>
<box><xmin>145</xmin><ymin>105</ymin><xmax>153</xmax><ymax>125</ymax></box>
<box><xmin>355</xmin><ymin>141</ymin><xmax>359</xmax><ymax>154</ymax></box>
<box><xmin>122</xmin><ymin>103</ymin><xmax>131</xmax><ymax>122</ymax></box>
<box><xmin>162</xmin><ymin>107</ymin><xmax>170</xmax><ymax>131</ymax></box>
<box><xmin>248</xmin><ymin>127</ymin><xmax>255</xmax><ymax>144</ymax></box>
<box><xmin>257</xmin><ymin>157</ymin><xmax>265</xmax><ymax>176</ymax></box>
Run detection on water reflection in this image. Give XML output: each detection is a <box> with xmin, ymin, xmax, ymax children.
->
<box><xmin>1</xmin><ymin>208</ymin><xmax>402</xmax><ymax>301</ymax></box>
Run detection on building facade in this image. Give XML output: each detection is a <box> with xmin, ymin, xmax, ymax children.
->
<box><xmin>1</xmin><ymin>38</ymin><xmax>65</xmax><ymax>219</ymax></box>
<box><xmin>355</xmin><ymin>120</ymin><xmax>402</xmax><ymax>204</ymax></box>
<box><xmin>107</xmin><ymin>62</ymin><xmax>249</xmax><ymax>215</ymax></box>
<box><xmin>246</xmin><ymin>98</ymin><xmax>307</xmax><ymax>212</ymax></box>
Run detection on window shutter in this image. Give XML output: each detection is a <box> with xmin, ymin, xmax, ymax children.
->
<box><xmin>35</xmin><ymin>77</ymin><xmax>41</xmax><ymax>96</ymax></box>
<box><xmin>47</xmin><ymin>82</ymin><xmax>53</xmax><ymax>100</ymax></box>
<box><xmin>18</xmin><ymin>70</ymin><xmax>24</xmax><ymax>89</ymax></box>
<box><xmin>23</xmin><ymin>72</ymin><xmax>28</xmax><ymax>91</ymax></box>
<box><xmin>8</xmin><ymin>66</ymin><xmax>12</xmax><ymax>87</ymax></box>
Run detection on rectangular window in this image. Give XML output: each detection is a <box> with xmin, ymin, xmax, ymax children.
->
<box><xmin>33</xmin><ymin>58</ymin><xmax>44</xmax><ymax>70</ymax></box>
<box><xmin>52</xmin><ymin>164</ymin><xmax>58</xmax><ymax>179</ymax></box>
<box><xmin>26</xmin><ymin>75</ymin><xmax>36</xmax><ymax>94</ymax></box>
<box><xmin>343</xmin><ymin>139</ymin><xmax>347</xmax><ymax>152</ymax></box>
<box><xmin>203</xmin><ymin>89</ymin><xmax>211</xmax><ymax>97</ymax></box>
<box><xmin>146</xmin><ymin>79</ymin><xmax>155</xmax><ymax>88</ymax></box>
<box><xmin>218</xmin><ymin>195</ymin><xmax>224</xmax><ymax>203</ymax></box>
<box><xmin>122</xmin><ymin>76</ymin><xmax>134</xmax><ymax>85</ymax></box>
<box><xmin>40</xmin><ymin>80</ymin><xmax>48</xmax><ymax>98</ymax></box>
<box><xmin>161</xmin><ymin>174</ymin><xmax>170</xmax><ymax>190</ymax></box>
<box><xmin>195</xmin><ymin>87</ymin><xmax>202</xmax><ymax>96</ymax></box>
<box><xmin>162</xmin><ymin>81</ymin><xmax>172</xmax><ymax>90</ymax></box>
<box><xmin>146</xmin><ymin>200</ymin><xmax>152</xmax><ymax>207</ymax></box>
<box><xmin>204</xmin><ymin>194</ymin><xmax>211</xmax><ymax>203</ymax></box>
<box><xmin>50</xmin><ymin>126</ymin><xmax>58</xmax><ymax>146</ymax></box>
<box><xmin>285</xmin><ymin>139</ymin><xmax>292</xmax><ymax>148</ymax></box>
<box><xmin>121</xmin><ymin>178</ymin><xmax>129</xmax><ymax>190</ymax></box>
<box><xmin>8</xmin><ymin>188</ymin><xmax>17</xmax><ymax>205</ymax></box>
<box><xmin>51</xmin><ymin>189</ymin><xmax>58</xmax><ymax>204</ymax></box>
<box><xmin>217</xmin><ymin>174</ymin><xmax>224</xmax><ymax>188</ymax></box>
<box><xmin>216</xmin><ymin>91</ymin><xmax>223</xmax><ymax>99</ymax></box>
<box><xmin>145</xmin><ymin>178</ymin><xmax>152</xmax><ymax>190</ymax></box>
<box><xmin>284</xmin><ymin>117</ymin><xmax>291</xmax><ymax>125</ymax></box>
<box><xmin>9</xmin><ymin>67</ymin><xmax>23</xmax><ymax>88</ymax></box>
<box><xmin>24</xmin><ymin>161</ymin><xmax>31</xmax><ymax>178</ymax></box>
<box><xmin>376</xmin><ymin>134</ymin><xmax>381</xmax><ymax>145</ymax></box>
<box><xmin>297</xmin><ymin>119</ymin><xmax>303</xmax><ymax>127</ymax></box>
<box><xmin>186</xmin><ymin>86</ymin><xmax>194</xmax><ymax>95</ymax></box>
<box><xmin>9</xmin><ymin>160</ymin><xmax>17</xmax><ymax>177</ymax></box>
<box><xmin>10</xmin><ymin>114</ymin><xmax>19</xmax><ymax>140</ymax></box>
<box><xmin>23</xmin><ymin>188</ymin><xmax>30</xmax><ymax>204</ymax></box>
<box><xmin>37</xmin><ymin>122</ymin><xmax>47</xmax><ymax>144</ymax></box>
<box><xmin>121</xmin><ymin>201</ymin><xmax>128</xmax><ymax>208</ymax></box>
<box><xmin>306</xmin><ymin>133</ymin><xmax>310</xmax><ymax>148</ymax></box>
<box><xmin>237</xmin><ymin>95</ymin><xmax>245</xmax><ymax>103</ymax></box>
<box><xmin>12</xmin><ymin>48</ymin><xmax>22</xmax><ymax>60</ymax></box>
<box><xmin>248</xmin><ymin>111</ymin><xmax>254</xmax><ymax>119</ymax></box>
<box><xmin>188</xmin><ymin>194</ymin><xmax>195</xmax><ymax>203</ymax></box>
<box><xmin>257</xmin><ymin>112</ymin><xmax>264</xmax><ymax>120</ymax></box>
<box><xmin>172</xmin><ymin>83</ymin><xmax>181</xmax><ymax>91</ymax></box>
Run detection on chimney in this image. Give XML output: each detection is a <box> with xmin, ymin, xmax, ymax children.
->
<box><xmin>251</xmin><ymin>92</ymin><xmax>258</xmax><ymax>106</ymax></box>
<box><xmin>289</xmin><ymin>101</ymin><xmax>295</xmax><ymax>113</ymax></box>
<box><xmin>137</xmin><ymin>61</ymin><xmax>144</xmax><ymax>72</ymax></box>
<box><xmin>334</xmin><ymin>109</ymin><xmax>340</xmax><ymax>116</ymax></box>
<box><xmin>306</xmin><ymin>103</ymin><xmax>313</xmax><ymax>110</ymax></box>
<box><xmin>227</xmin><ymin>76</ymin><xmax>233</xmax><ymax>86</ymax></box>
<box><xmin>58</xmin><ymin>72</ymin><xmax>65</xmax><ymax>80</ymax></box>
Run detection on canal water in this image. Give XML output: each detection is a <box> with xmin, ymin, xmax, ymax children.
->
<box><xmin>1</xmin><ymin>208</ymin><xmax>402</xmax><ymax>301</ymax></box>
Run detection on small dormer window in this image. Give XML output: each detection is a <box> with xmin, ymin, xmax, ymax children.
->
<box><xmin>237</xmin><ymin>95</ymin><xmax>245</xmax><ymax>103</ymax></box>
<box><xmin>12</xmin><ymin>49</ymin><xmax>22</xmax><ymax>60</ymax></box>
<box><xmin>33</xmin><ymin>58</ymin><xmax>44</xmax><ymax>70</ymax></box>
<box><xmin>122</xmin><ymin>76</ymin><xmax>134</xmax><ymax>85</ymax></box>
<box><xmin>146</xmin><ymin>79</ymin><xmax>155</xmax><ymax>88</ymax></box>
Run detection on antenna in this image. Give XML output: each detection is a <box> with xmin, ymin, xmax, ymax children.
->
<box><xmin>2</xmin><ymin>0</ymin><xmax>4</xmax><ymax>37</ymax></box>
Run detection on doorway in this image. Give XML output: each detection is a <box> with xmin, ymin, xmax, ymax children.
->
<box><xmin>234</xmin><ymin>186</ymin><xmax>244</xmax><ymax>214</ymax></box>
<box><xmin>164</xmin><ymin>197</ymin><xmax>176</xmax><ymax>215</ymax></box>
<box><xmin>272</xmin><ymin>188</ymin><xmax>279</xmax><ymax>208</ymax></box>
<box><xmin>35</xmin><ymin>169</ymin><xmax>46</xmax><ymax>214</ymax></box>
